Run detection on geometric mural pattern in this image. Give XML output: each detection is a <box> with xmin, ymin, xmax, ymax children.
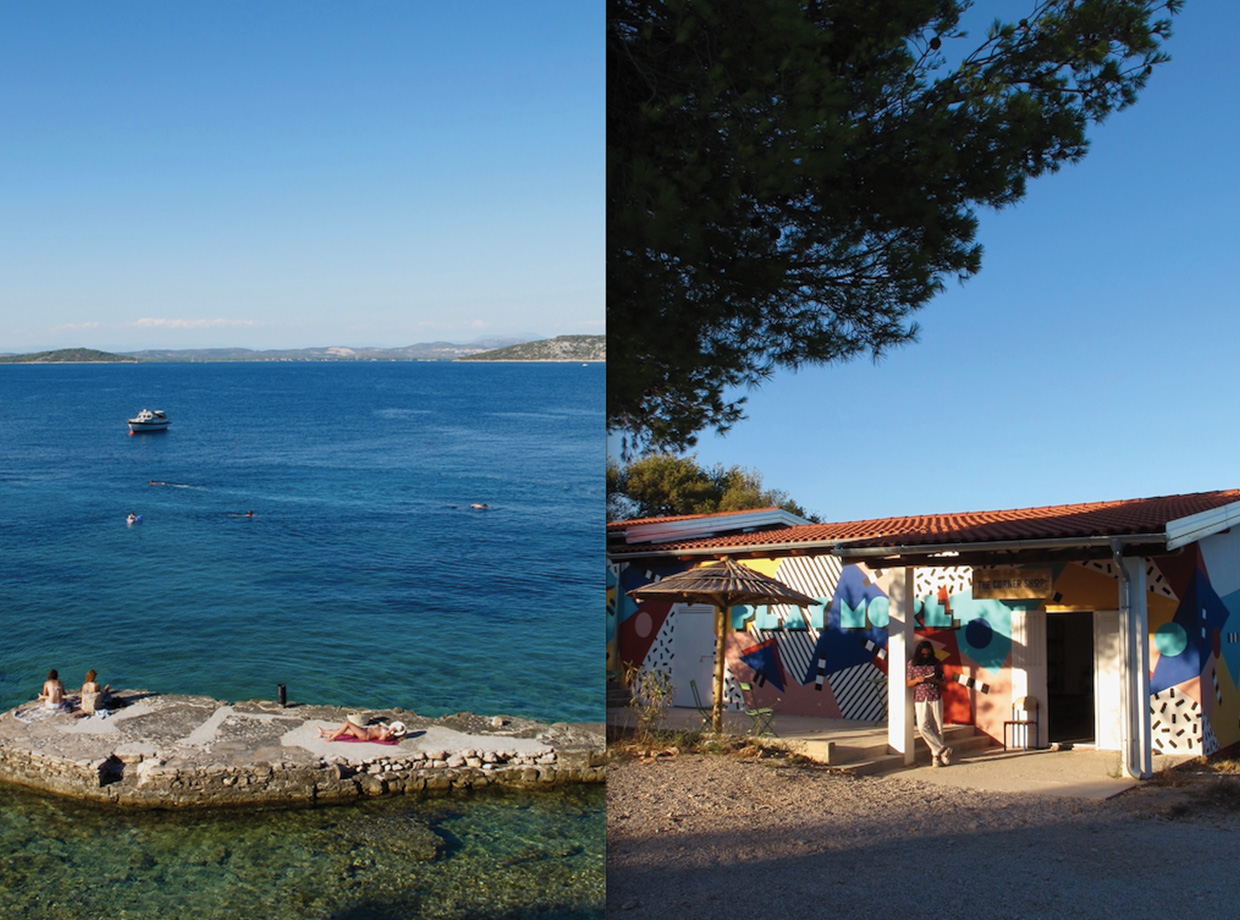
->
<box><xmin>915</xmin><ymin>565</ymin><xmax>971</xmax><ymax>602</ymax></box>
<box><xmin>1077</xmin><ymin>558</ymin><xmax>1177</xmax><ymax>600</ymax></box>
<box><xmin>799</xmin><ymin>565</ymin><xmax>891</xmax><ymax>702</ymax></box>
<box><xmin>774</xmin><ymin>554</ymin><xmax>842</xmax><ymax>607</ymax></box>
<box><xmin>753</xmin><ymin>628</ymin><xmax>819</xmax><ymax>692</ymax></box>
<box><xmin>830</xmin><ymin>661</ymin><xmax>888</xmax><ymax>721</ymax></box>
<box><xmin>722</xmin><ymin>668</ymin><xmax>742</xmax><ymax>711</ymax></box>
<box><xmin>739</xmin><ymin>638</ymin><xmax>787</xmax><ymax>691</ymax></box>
<box><xmin>641</xmin><ymin>607</ymin><xmax>677</xmax><ymax>687</ymax></box>
<box><xmin>1150</xmin><ymin>686</ymin><xmax>1209</xmax><ymax>754</ymax></box>
<box><xmin>1145</xmin><ymin>560</ymin><xmax>1178</xmax><ymax>600</ymax></box>
<box><xmin>1151</xmin><ymin>571</ymin><xmax>1231</xmax><ymax>695</ymax></box>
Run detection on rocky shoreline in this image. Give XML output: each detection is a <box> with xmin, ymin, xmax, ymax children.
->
<box><xmin>0</xmin><ymin>691</ymin><xmax>605</xmax><ymax>808</ymax></box>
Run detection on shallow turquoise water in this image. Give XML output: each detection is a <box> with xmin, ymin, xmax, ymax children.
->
<box><xmin>0</xmin><ymin>782</ymin><xmax>605</xmax><ymax>919</ymax></box>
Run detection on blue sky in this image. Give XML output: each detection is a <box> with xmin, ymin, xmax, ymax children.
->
<box><xmin>649</xmin><ymin>2</ymin><xmax>1240</xmax><ymax>522</ymax></box>
<box><xmin>0</xmin><ymin>2</ymin><xmax>601</xmax><ymax>351</ymax></box>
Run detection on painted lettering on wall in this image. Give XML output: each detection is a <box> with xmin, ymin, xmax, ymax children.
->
<box><xmin>741</xmin><ymin>601</ymin><xmax>826</xmax><ymax>630</ymax></box>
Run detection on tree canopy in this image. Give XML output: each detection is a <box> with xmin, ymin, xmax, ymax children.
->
<box><xmin>608</xmin><ymin>0</ymin><xmax>1179</xmax><ymax>452</ymax></box>
<box><xmin>607</xmin><ymin>453</ymin><xmax>816</xmax><ymax>521</ymax></box>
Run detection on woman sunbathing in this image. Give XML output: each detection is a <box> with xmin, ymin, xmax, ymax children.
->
<box><xmin>318</xmin><ymin>716</ymin><xmax>407</xmax><ymax>743</ymax></box>
<box><xmin>79</xmin><ymin>669</ymin><xmax>111</xmax><ymax>715</ymax></box>
<box><xmin>37</xmin><ymin>670</ymin><xmax>65</xmax><ymax>710</ymax></box>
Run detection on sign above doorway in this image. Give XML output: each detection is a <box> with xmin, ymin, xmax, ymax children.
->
<box><xmin>973</xmin><ymin>566</ymin><xmax>1054</xmax><ymax>600</ymax></box>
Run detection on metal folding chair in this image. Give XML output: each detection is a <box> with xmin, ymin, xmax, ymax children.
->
<box><xmin>738</xmin><ymin>681</ymin><xmax>776</xmax><ymax>736</ymax></box>
<box><xmin>688</xmin><ymin>679</ymin><xmax>712</xmax><ymax>727</ymax></box>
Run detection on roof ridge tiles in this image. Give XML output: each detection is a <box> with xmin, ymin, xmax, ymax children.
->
<box><xmin>607</xmin><ymin>489</ymin><xmax>1240</xmax><ymax>557</ymax></box>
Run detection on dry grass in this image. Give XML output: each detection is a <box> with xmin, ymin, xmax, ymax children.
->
<box><xmin>1150</xmin><ymin>749</ymin><xmax>1240</xmax><ymax>783</ymax></box>
<box><xmin>1135</xmin><ymin>751</ymin><xmax>1240</xmax><ymax>818</ymax></box>
<box><xmin>607</xmin><ymin>725</ymin><xmax>783</xmax><ymax>763</ymax></box>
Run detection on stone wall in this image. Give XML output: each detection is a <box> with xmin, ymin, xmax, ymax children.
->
<box><xmin>0</xmin><ymin>742</ymin><xmax>606</xmax><ymax>808</ymax></box>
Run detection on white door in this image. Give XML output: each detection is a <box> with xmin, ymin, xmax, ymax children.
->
<box><xmin>670</xmin><ymin>605</ymin><xmax>718</xmax><ymax>708</ymax></box>
<box><xmin>1012</xmin><ymin>608</ymin><xmax>1047</xmax><ymax>749</ymax></box>
<box><xmin>1094</xmin><ymin>610</ymin><xmax>1122</xmax><ymax>750</ymax></box>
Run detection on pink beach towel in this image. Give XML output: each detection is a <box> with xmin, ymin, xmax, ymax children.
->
<box><xmin>333</xmin><ymin>734</ymin><xmax>399</xmax><ymax>745</ymax></box>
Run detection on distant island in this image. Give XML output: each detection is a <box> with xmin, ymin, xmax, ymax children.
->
<box><xmin>457</xmin><ymin>335</ymin><xmax>605</xmax><ymax>363</ymax></box>
<box><xmin>0</xmin><ymin>335</ymin><xmax>604</xmax><ymax>364</ymax></box>
<box><xmin>0</xmin><ymin>348</ymin><xmax>137</xmax><ymax>364</ymax></box>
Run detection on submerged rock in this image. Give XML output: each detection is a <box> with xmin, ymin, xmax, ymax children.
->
<box><xmin>332</xmin><ymin>813</ymin><xmax>445</xmax><ymax>861</ymax></box>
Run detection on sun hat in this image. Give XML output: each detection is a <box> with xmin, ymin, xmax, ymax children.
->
<box><xmin>387</xmin><ymin>720</ymin><xmax>407</xmax><ymax>738</ymax></box>
<box><xmin>346</xmin><ymin>712</ymin><xmax>369</xmax><ymax>727</ymax></box>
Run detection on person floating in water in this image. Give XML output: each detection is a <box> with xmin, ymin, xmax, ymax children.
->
<box><xmin>469</xmin><ymin>503</ymin><xmax>488</xmax><ymax>510</ymax></box>
<box><xmin>126</xmin><ymin>512</ymin><xmax>137</xmax><ymax>526</ymax></box>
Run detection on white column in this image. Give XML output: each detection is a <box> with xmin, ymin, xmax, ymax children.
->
<box><xmin>1118</xmin><ymin>555</ymin><xmax>1151</xmax><ymax>778</ymax></box>
<box><xmin>887</xmin><ymin>567</ymin><xmax>916</xmax><ymax>764</ymax></box>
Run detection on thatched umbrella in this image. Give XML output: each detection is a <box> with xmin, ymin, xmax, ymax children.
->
<box><xmin>627</xmin><ymin>557</ymin><xmax>817</xmax><ymax>733</ymax></box>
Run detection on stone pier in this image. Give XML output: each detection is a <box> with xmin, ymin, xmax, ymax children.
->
<box><xmin>0</xmin><ymin>691</ymin><xmax>605</xmax><ymax>808</ymax></box>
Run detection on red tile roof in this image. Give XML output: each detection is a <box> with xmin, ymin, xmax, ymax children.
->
<box><xmin>606</xmin><ymin>507</ymin><xmax>781</xmax><ymax>530</ymax></box>
<box><xmin>607</xmin><ymin>490</ymin><xmax>1240</xmax><ymax>557</ymax></box>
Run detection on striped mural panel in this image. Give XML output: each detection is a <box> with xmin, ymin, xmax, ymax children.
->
<box><xmin>754</xmin><ymin>627</ymin><xmax>819</xmax><ymax>687</ymax></box>
<box><xmin>759</xmin><ymin>556</ymin><xmax>842</xmax><ymax>626</ymax></box>
<box><xmin>776</xmin><ymin>554</ymin><xmax>842</xmax><ymax>598</ymax></box>
<box><xmin>831</xmin><ymin>662</ymin><xmax>888</xmax><ymax>721</ymax></box>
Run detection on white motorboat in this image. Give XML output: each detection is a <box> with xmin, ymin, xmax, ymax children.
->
<box><xmin>127</xmin><ymin>408</ymin><xmax>170</xmax><ymax>432</ymax></box>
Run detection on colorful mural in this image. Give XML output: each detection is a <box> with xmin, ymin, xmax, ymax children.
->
<box><xmin>611</xmin><ymin>525</ymin><xmax>1240</xmax><ymax>754</ymax></box>
<box><xmin>1144</xmin><ymin>534</ymin><xmax>1240</xmax><ymax>756</ymax></box>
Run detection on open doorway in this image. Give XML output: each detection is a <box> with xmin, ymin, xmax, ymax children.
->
<box><xmin>1046</xmin><ymin>612</ymin><xmax>1096</xmax><ymax>743</ymax></box>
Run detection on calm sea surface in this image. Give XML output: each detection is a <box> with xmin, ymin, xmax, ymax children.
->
<box><xmin>0</xmin><ymin>360</ymin><xmax>604</xmax><ymax>919</ymax></box>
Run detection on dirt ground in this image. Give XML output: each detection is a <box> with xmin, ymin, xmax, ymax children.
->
<box><xmin>606</xmin><ymin>750</ymin><xmax>1240</xmax><ymax>920</ymax></box>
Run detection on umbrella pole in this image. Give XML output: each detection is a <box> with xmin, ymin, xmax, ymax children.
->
<box><xmin>713</xmin><ymin>604</ymin><xmax>726</xmax><ymax>735</ymax></box>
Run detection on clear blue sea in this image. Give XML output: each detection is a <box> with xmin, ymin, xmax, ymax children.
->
<box><xmin>0</xmin><ymin>361</ymin><xmax>602</xmax><ymax>721</ymax></box>
<box><xmin>0</xmin><ymin>360</ymin><xmax>604</xmax><ymax>919</ymax></box>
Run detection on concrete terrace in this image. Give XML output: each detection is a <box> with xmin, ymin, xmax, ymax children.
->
<box><xmin>610</xmin><ymin>705</ymin><xmax>1195</xmax><ymax>800</ymax></box>
<box><xmin>0</xmin><ymin>690</ymin><xmax>605</xmax><ymax>808</ymax></box>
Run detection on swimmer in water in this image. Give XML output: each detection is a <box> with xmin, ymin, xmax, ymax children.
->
<box><xmin>469</xmin><ymin>503</ymin><xmax>488</xmax><ymax>510</ymax></box>
<box><xmin>126</xmin><ymin>512</ymin><xmax>137</xmax><ymax>525</ymax></box>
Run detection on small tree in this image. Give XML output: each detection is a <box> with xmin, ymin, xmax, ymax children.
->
<box><xmin>609</xmin><ymin>0</ymin><xmax>1180</xmax><ymax>452</ymax></box>
<box><xmin>624</xmin><ymin>663</ymin><xmax>674</xmax><ymax>744</ymax></box>
<box><xmin>608</xmin><ymin>453</ymin><xmax>817</xmax><ymax>521</ymax></box>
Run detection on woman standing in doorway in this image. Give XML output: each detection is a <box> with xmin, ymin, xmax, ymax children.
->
<box><xmin>907</xmin><ymin>640</ymin><xmax>952</xmax><ymax>766</ymax></box>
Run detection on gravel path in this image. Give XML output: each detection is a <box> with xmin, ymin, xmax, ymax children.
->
<box><xmin>607</xmin><ymin>753</ymin><xmax>1240</xmax><ymax>919</ymax></box>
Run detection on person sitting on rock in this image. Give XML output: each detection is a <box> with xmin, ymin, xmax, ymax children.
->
<box><xmin>79</xmin><ymin>669</ymin><xmax>111</xmax><ymax>715</ymax></box>
<box><xmin>318</xmin><ymin>714</ymin><xmax>407</xmax><ymax>743</ymax></box>
<box><xmin>36</xmin><ymin>669</ymin><xmax>65</xmax><ymax>710</ymax></box>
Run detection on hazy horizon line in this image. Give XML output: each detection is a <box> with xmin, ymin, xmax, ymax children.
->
<box><xmin>2</xmin><ymin>332</ymin><xmax>606</xmax><ymax>355</ymax></box>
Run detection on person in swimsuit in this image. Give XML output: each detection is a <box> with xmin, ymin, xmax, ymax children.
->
<box><xmin>79</xmin><ymin>669</ymin><xmax>111</xmax><ymax>715</ymax></box>
<box><xmin>37</xmin><ymin>669</ymin><xmax>65</xmax><ymax>710</ymax></box>
<box><xmin>318</xmin><ymin>715</ymin><xmax>407</xmax><ymax>742</ymax></box>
